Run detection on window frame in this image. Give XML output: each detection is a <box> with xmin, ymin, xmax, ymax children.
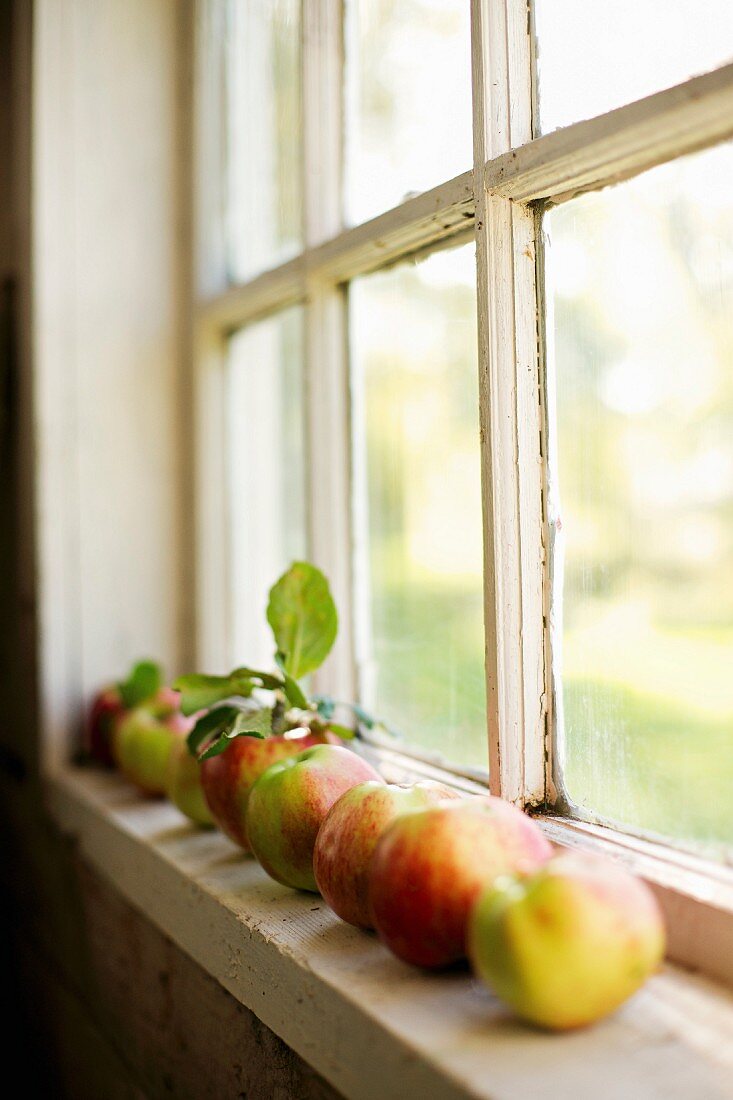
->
<box><xmin>192</xmin><ymin>0</ymin><xmax>733</xmax><ymax>982</ymax></box>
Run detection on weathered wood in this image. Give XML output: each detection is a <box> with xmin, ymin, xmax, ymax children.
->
<box><xmin>48</xmin><ymin>768</ymin><xmax>733</xmax><ymax>1100</ymax></box>
<box><xmin>302</xmin><ymin>0</ymin><xmax>355</xmax><ymax>703</ymax></box>
<box><xmin>471</xmin><ymin>0</ymin><xmax>547</xmax><ymax>802</ymax></box>
<box><xmin>7</xmin><ymin>801</ymin><xmax>342</xmax><ymax>1100</ymax></box>
<box><xmin>486</xmin><ymin>62</ymin><xmax>733</xmax><ymax>205</ymax></box>
<box><xmin>75</xmin><ymin>859</ymin><xmax>342</xmax><ymax>1100</ymax></box>
<box><xmin>197</xmin><ymin>171</ymin><xmax>475</xmax><ymax>333</ymax></box>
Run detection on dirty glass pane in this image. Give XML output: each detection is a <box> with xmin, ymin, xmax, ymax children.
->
<box><xmin>345</xmin><ymin>0</ymin><xmax>472</xmax><ymax>225</ymax></box>
<box><xmin>534</xmin><ymin>0</ymin><xmax>733</xmax><ymax>133</ymax></box>
<box><xmin>228</xmin><ymin>307</ymin><xmax>307</xmax><ymax>667</ymax></box>
<box><xmin>547</xmin><ymin>143</ymin><xmax>733</xmax><ymax>858</ymax></box>
<box><xmin>227</xmin><ymin>0</ymin><xmax>302</xmax><ymax>281</ymax></box>
<box><xmin>351</xmin><ymin>243</ymin><xmax>487</xmax><ymax>772</ymax></box>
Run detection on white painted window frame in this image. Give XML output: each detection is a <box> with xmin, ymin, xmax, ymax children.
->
<box><xmin>192</xmin><ymin>0</ymin><xmax>733</xmax><ymax>984</ymax></box>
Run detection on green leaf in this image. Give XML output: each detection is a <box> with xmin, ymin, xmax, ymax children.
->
<box><xmin>275</xmin><ymin>651</ymin><xmax>309</xmax><ymax>709</ymax></box>
<box><xmin>173</xmin><ymin>670</ymin><xmax>260</xmax><ymax>716</ymax></box>
<box><xmin>232</xmin><ymin>666</ymin><xmax>285</xmax><ymax>691</ymax></box>
<box><xmin>118</xmin><ymin>660</ymin><xmax>163</xmax><ymax>709</ymax></box>
<box><xmin>326</xmin><ymin>722</ymin><xmax>356</xmax><ymax>741</ymax></box>
<box><xmin>352</xmin><ymin>703</ymin><xmax>379</xmax><ymax>730</ymax></box>
<box><xmin>314</xmin><ymin>695</ymin><xmax>335</xmax><ymax>721</ymax></box>
<box><xmin>282</xmin><ymin>674</ymin><xmax>309</xmax><ymax>709</ymax></box>
<box><xmin>267</xmin><ymin>562</ymin><xmax>338</xmax><ymax>680</ymax></box>
<box><xmin>186</xmin><ymin>705</ymin><xmax>240</xmax><ymax>756</ymax></box>
<box><xmin>174</xmin><ymin>666</ymin><xmax>287</xmax><ymax>716</ymax></box>
<box><xmin>197</xmin><ymin>707</ymin><xmax>272</xmax><ymax>761</ymax></box>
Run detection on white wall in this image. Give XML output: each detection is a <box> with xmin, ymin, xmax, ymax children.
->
<box><xmin>33</xmin><ymin>0</ymin><xmax>193</xmax><ymax>766</ymax></box>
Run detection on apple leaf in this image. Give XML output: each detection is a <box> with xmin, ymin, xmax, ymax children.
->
<box><xmin>314</xmin><ymin>695</ymin><xmax>394</xmax><ymax>739</ymax></box>
<box><xmin>233</xmin><ymin>666</ymin><xmax>285</xmax><ymax>691</ymax></box>
<box><xmin>186</xmin><ymin>704</ymin><xmax>241</xmax><ymax>757</ymax></box>
<box><xmin>274</xmin><ymin>651</ymin><xmax>309</xmax><ymax>709</ymax></box>
<box><xmin>267</xmin><ymin>562</ymin><xmax>338</xmax><ymax>681</ymax></box>
<box><xmin>173</xmin><ymin>667</ymin><xmax>283</xmax><ymax>716</ymax></box>
<box><xmin>351</xmin><ymin>702</ymin><xmax>379</xmax><ymax>731</ymax></box>
<box><xmin>197</xmin><ymin>707</ymin><xmax>273</xmax><ymax>761</ymax></box>
<box><xmin>118</xmin><ymin>660</ymin><xmax>163</xmax><ymax>709</ymax></box>
<box><xmin>326</xmin><ymin>722</ymin><xmax>356</xmax><ymax>741</ymax></box>
<box><xmin>314</xmin><ymin>695</ymin><xmax>335</xmax><ymax>721</ymax></box>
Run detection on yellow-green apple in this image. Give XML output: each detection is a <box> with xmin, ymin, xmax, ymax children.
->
<box><xmin>313</xmin><ymin>781</ymin><xmax>461</xmax><ymax>928</ymax></box>
<box><xmin>113</xmin><ymin>688</ymin><xmax>193</xmax><ymax>796</ymax></box>
<box><xmin>85</xmin><ymin>685</ymin><xmax>125</xmax><ymax>766</ymax></box>
<box><xmin>368</xmin><ymin>796</ymin><xmax>553</xmax><ymax>968</ymax></box>
<box><xmin>246</xmin><ymin>744</ymin><xmax>382</xmax><ymax>892</ymax></box>
<box><xmin>467</xmin><ymin>852</ymin><xmax>665</xmax><ymax>1029</ymax></box>
<box><xmin>165</xmin><ymin>737</ymin><xmax>214</xmax><ymax>827</ymax></box>
<box><xmin>200</xmin><ymin>729</ymin><xmax>330</xmax><ymax>850</ymax></box>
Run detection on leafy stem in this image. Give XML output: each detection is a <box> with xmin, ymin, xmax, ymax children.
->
<box><xmin>177</xmin><ymin>562</ymin><xmax>389</xmax><ymax>760</ymax></box>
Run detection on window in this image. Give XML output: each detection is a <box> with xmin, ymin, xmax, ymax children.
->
<box><xmin>534</xmin><ymin>0</ymin><xmax>733</xmax><ymax>133</ymax></box>
<box><xmin>546</xmin><ymin>142</ymin><xmax>733</xmax><ymax>860</ymax></box>
<box><xmin>345</xmin><ymin>0</ymin><xmax>473</xmax><ymax>223</ymax></box>
<box><xmin>350</xmin><ymin>245</ymin><xmax>486</xmax><ymax>771</ymax></box>
<box><xmin>228</xmin><ymin>308</ymin><xmax>307</xmax><ymax>668</ymax></box>
<box><xmin>194</xmin><ymin>0</ymin><xmax>733</xmax><ymax>915</ymax></box>
<box><xmin>226</xmin><ymin>0</ymin><xmax>302</xmax><ymax>281</ymax></box>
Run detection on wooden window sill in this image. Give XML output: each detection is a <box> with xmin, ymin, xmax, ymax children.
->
<box><xmin>46</xmin><ymin>767</ymin><xmax>733</xmax><ymax>1100</ymax></box>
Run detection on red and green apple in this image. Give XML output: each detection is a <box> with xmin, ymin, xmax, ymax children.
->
<box><xmin>246</xmin><ymin>744</ymin><xmax>382</xmax><ymax>892</ymax></box>
<box><xmin>467</xmin><ymin>851</ymin><xmax>666</xmax><ymax>1029</ymax></box>
<box><xmin>85</xmin><ymin>685</ymin><xmax>125</xmax><ymax>767</ymax></box>
<box><xmin>200</xmin><ymin>729</ymin><xmax>330</xmax><ymax>849</ymax></box>
<box><xmin>313</xmin><ymin>780</ymin><xmax>460</xmax><ymax>928</ymax></box>
<box><xmin>113</xmin><ymin>687</ymin><xmax>193</xmax><ymax>796</ymax></box>
<box><xmin>368</xmin><ymin>795</ymin><xmax>553</xmax><ymax>968</ymax></box>
<box><xmin>166</xmin><ymin>736</ymin><xmax>214</xmax><ymax>827</ymax></box>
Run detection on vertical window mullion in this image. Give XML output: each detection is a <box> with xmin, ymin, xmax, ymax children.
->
<box><xmin>471</xmin><ymin>0</ymin><xmax>547</xmax><ymax>804</ymax></box>
<box><xmin>302</xmin><ymin>0</ymin><xmax>356</xmax><ymax>700</ymax></box>
<box><xmin>193</xmin><ymin>1</ymin><xmax>232</xmax><ymax>671</ymax></box>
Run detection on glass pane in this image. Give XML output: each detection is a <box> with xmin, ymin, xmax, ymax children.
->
<box><xmin>345</xmin><ymin>0</ymin><xmax>472</xmax><ymax>225</ymax></box>
<box><xmin>534</xmin><ymin>0</ymin><xmax>733</xmax><ymax>133</ymax></box>
<box><xmin>351</xmin><ymin>244</ymin><xmax>486</xmax><ymax>771</ymax></box>
<box><xmin>228</xmin><ymin>307</ymin><xmax>307</xmax><ymax>667</ymax></box>
<box><xmin>547</xmin><ymin>143</ymin><xmax>733</xmax><ymax>858</ymax></box>
<box><xmin>227</xmin><ymin>0</ymin><xmax>302</xmax><ymax>282</ymax></box>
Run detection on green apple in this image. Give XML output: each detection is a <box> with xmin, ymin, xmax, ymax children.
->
<box><xmin>246</xmin><ymin>744</ymin><xmax>382</xmax><ymax>892</ymax></box>
<box><xmin>165</xmin><ymin>736</ymin><xmax>213</xmax><ymax>826</ymax></box>
<box><xmin>113</xmin><ymin>688</ymin><xmax>192</xmax><ymax>796</ymax></box>
<box><xmin>467</xmin><ymin>851</ymin><xmax>666</xmax><ymax>1029</ymax></box>
<box><xmin>313</xmin><ymin>780</ymin><xmax>461</xmax><ymax>928</ymax></box>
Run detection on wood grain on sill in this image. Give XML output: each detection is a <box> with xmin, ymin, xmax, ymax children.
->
<box><xmin>46</xmin><ymin>767</ymin><xmax>733</xmax><ymax>1100</ymax></box>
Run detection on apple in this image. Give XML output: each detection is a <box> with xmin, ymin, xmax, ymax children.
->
<box><xmin>246</xmin><ymin>744</ymin><xmax>382</xmax><ymax>892</ymax></box>
<box><xmin>467</xmin><ymin>851</ymin><xmax>666</xmax><ymax>1030</ymax></box>
<box><xmin>368</xmin><ymin>795</ymin><xmax>553</xmax><ymax>968</ymax></box>
<box><xmin>313</xmin><ymin>780</ymin><xmax>461</xmax><ymax>928</ymax></box>
<box><xmin>113</xmin><ymin>688</ymin><xmax>193</xmax><ymax>796</ymax></box>
<box><xmin>85</xmin><ymin>685</ymin><xmax>125</xmax><ymax>766</ymax></box>
<box><xmin>200</xmin><ymin>729</ymin><xmax>330</xmax><ymax>850</ymax></box>
<box><xmin>165</xmin><ymin>736</ymin><xmax>214</xmax><ymax>827</ymax></box>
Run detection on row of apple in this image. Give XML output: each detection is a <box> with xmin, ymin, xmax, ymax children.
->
<box><xmin>85</xmin><ymin>562</ymin><xmax>666</xmax><ymax>1031</ymax></box>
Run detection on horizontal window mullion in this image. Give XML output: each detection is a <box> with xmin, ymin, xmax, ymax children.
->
<box><xmin>197</xmin><ymin>255</ymin><xmax>307</xmax><ymax>336</ymax></box>
<box><xmin>197</xmin><ymin>169</ymin><xmax>475</xmax><ymax>333</ymax></box>
<box><xmin>486</xmin><ymin>61</ymin><xmax>733</xmax><ymax>205</ymax></box>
